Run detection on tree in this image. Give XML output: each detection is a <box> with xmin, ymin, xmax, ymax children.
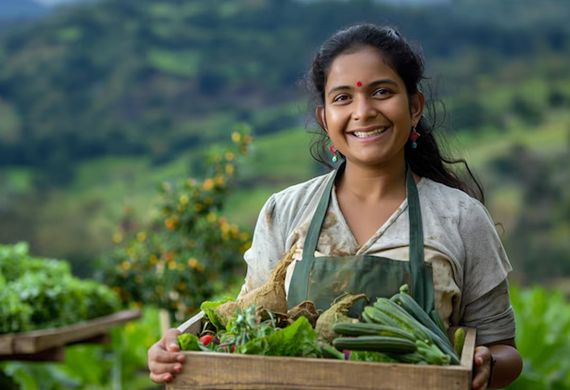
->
<box><xmin>100</xmin><ymin>124</ymin><xmax>253</xmax><ymax>321</ymax></box>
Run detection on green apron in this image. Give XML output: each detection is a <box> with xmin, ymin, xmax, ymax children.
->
<box><xmin>287</xmin><ymin>162</ymin><xmax>436</xmax><ymax>316</ymax></box>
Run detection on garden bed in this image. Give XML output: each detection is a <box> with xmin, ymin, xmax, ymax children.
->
<box><xmin>166</xmin><ymin>313</ymin><xmax>476</xmax><ymax>390</ymax></box>
<box><xmin>0</xmin><ymin>309</ymin><xmax>141</xmax><ymax>361</ymax></box>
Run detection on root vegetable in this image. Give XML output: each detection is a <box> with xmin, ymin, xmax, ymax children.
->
<box><xmin>216</xmin><ymin>246</ymin><xmax>296</xmax><ymax>327</ymax></box>
<box><xmin>287</xmin><ymin>300</ymin><xmax>319</xmax><ymax>327</ymax></box>
<box><xmin>236</xmin><ymin>246</ymin><xmax>295</xmax><ymax>313</ymax></box>
<box><xmin>315</xmin><ymin>293</ymin><xmax>367</xmax><ymax>342</ymax></box>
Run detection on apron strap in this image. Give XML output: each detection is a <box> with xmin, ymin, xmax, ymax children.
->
<box><xmin>288</xmin><ymin>165</ymin><xmax>341</xmax><ymax>304</ymax></box>
<box><xmin>406</xmin><ymin>167</ymin><xmax>433</xmax><ymax>313</ymax></box>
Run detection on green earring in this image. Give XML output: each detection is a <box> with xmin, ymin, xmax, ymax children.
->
<box><xmin>329</xmin><ymin>145</ymin><xmax>338</xmax><ymax>163</ymax></box>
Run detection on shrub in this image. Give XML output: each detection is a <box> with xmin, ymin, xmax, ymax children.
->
<box><xmin>101</xmin><ymin>124</ymin><xmax>253</xmax><ymax>321</ymax></box>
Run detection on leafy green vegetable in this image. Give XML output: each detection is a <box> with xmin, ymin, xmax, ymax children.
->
<box><xmin>239</xmin><ymin>316</ymin><xmax>321</xmax><ymax>357</ymax></box>
<box><xmin>349</xmin><ymin>350</ymin><xmax>399</xmax><ymax>363</ymax></box>
<box><xmin>200</xmin><ymin>299</ymin><xmax>232</xmax><ymax>331</ymax></box>
<box><xmin>178</xmin><ymin>334</ymin><xmax>201</xmax><ymax>351</ymax></box>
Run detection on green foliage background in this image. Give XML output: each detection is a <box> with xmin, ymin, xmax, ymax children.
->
<box><xmin>0</xmin><ymin>0</ymin><xmax>569</xmax><ymax>388</ymax></box>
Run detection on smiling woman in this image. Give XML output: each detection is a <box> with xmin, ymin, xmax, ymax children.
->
<box><xmin>317</xmin><ymin>46</ymin><xmax>423</xmax><ymax>175</ymax></box>
<box><xmin>147</xmin><ymin>23</ymin><xmax>523</xmax><ymax>389</ymax></box>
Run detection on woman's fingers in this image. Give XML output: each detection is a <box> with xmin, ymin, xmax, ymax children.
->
<box><xmin>472</xmin><ymin>346</ymin><xmax>491</xmax><ymax>390</ymax></box>
<box><xmin>148</xmin><ymin>360</ymin><xmax>183</xmax><ymax>375</ymax></box>
<box><xmin>149</xmin><ymin>371</ymin><xmax>173</xmax><ymax>384</ymax></box>
<box><xmin>147</xmin><ymin>328</ymin><xmax>186</xmax><ymax>384</ymax></box>
<box><xmin>150</xmin><ymin>347</ymin><xmax>185</xmax><ymax>365</ymax></box>
<box><xmin>164</xmin><ymin>328</ymin><xmax>182</xmax><ymax>352</ymax></box>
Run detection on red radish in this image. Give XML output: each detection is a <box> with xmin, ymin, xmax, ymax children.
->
<box><xmin>199</xmin><ymin>335</ymin><xmax>214</xmax><ymax>346</ymax></box>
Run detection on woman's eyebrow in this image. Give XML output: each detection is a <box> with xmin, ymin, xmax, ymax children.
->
<box><xmin>368</xmin><ymin>79</ymin><xmax>398</xmax><ymax>88</ymax></box>
<box><xmin>327</xmin><ymin>79</ymin><xmax>399</xmax><ymax>97</ymax></box>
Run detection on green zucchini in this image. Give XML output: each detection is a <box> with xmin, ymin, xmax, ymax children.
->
<box><xmin>362</xmin><ymin>306</ymin><xmax>400</xmax><ymax>328</ymax></box>
<box><xmin>332</xmin><ymin>322</ymin><xmax>416</xmax><ymax>342</ymax></box>
<box><xmin>333</xmin><ymin>336</ymin><xmax>417</xmax><ymax>354</ymax></box>
<box><xmin>392</xmin><ymin>292</ymin><xmax>450</xmax><ymax>344</ymax></box>
<box><xmin>373</xmin><ymin>298</ymin><xmax>459</xmax><ymax>364</ymax></box>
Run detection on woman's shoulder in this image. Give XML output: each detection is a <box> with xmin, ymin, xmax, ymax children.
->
<box><xmin>272</xmin><ymin>170</ymin><xmax>333</xmax><ymax>205</ymax></box>
<box><xmin>420</xmin><ymin>177</ymin><xmax>484</xmax><ymax>211</ymax></box>
<box><xmin>419</xmin><ymin>177</ymin><xmax>495</xmax><ymax>230</ymax></box>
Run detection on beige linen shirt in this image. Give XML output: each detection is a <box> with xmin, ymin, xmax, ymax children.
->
<box><xmin>239</xmin><ymin>170</ymin><xmax>515</xmax><ymax>345</ymax></box>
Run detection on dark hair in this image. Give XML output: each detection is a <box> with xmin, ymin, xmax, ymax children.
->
<box><xmin>306</xmin><ymin>23</ymin><xmax>484</xmax><ymax>203</ymax></box>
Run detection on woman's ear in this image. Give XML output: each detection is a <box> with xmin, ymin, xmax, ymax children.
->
<box><xmin>315</xmin><ymin>106</ymin><xmax>328</xmax><ymax>133</ymax></box>
<box><xmin>410</xmin><ymin>91</ymin><xmax>425</xmax><ymax>126</ymax></box>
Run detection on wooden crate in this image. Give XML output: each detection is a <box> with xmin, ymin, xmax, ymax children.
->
<box><xmin>167</xmin><ymin>312</ymin><xmax>476</xmax><ymax>390</ymax></box>
<box><xmin>0</xmin><ymin>309</ymin><xmax>141</xmax><ymax>361</ymax></box>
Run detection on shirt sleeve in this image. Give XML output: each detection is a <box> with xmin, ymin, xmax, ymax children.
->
<box><xmin>237</xmin><ymin>194</ymin><xmax>288</xmax><ymax>298</ymax></box>
<box><xmin>458</xmin><ymin>199</ymin><xmax>515</xmax><ymax>344</ymax></box>
<box><xmin>460</xmin><ymin>279</ymin><xmax>516</xmax><ymax>345</ymax></box>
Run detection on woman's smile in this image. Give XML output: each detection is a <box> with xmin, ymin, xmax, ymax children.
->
<box><xmin>348</xmin><ymin>125</ymin><xmax>391</xmax><ymax>141</ymax></box>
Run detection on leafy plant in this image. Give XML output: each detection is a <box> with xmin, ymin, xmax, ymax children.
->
<box><xmin>508</xmin><ymin>285</ymin><xmax>570</xmax><ymax>389</ymax></box>
<box><xmin>101</xmin><ymin>125</ymin><xmax>253</xmax><ymax>321</ymax></box>
<box><xmin>0</xmin><ymin>243</ymin><xmax>120</xmax><ymax>333</ymax></box>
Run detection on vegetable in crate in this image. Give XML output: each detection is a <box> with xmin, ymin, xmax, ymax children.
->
<box><xmin>381</xmin><ymin>287</ymin><xmax>460</xmax><ymax>364</ymax></box>
<box><xmin>348</xmin><ymin>288</ymin><xmax>459</xmax><ymax>365</ymax></box>
<box><xmin>179</xmin><ymin>303</ymin><xmax>328</xmax><ymax>359</ymax></box>
<box><xmin>453</xmin><ymin>327</ymin><xmax>466</xmax><ymax>357</ymax></box>
<box><xmin>239</xmin><ymin>315</ymin><xmax>322</xmax><ymax>357</ymax></box>
<box><xmin>178</xmin><ymin>333</ymin><xmax>202</xmax><ymax>351</ymax></box>
<box><xmin>287</xmin><ymin>300</ymin><xmax>319</xmax><ymax>327</ymax></box>
<box><xmin>215</xmin><ymin>246</ymin><xmax>295</xmax><ymax>327</ymax></box>
<box><xmin>315</xmin><ymin>293</ymin><xmax>367</xmax><ymax>342</ymax></box>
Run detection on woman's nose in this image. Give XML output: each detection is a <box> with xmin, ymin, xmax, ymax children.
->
<box><xmin>353</xmin><ymin>97</ymin><xmax>378</xmax><ymax>121</ymax></box>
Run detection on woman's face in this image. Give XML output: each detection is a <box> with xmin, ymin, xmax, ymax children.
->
<box><xmin>317</xmin><ymin>45</ymin><xmax>424</xmax><ymax>170</ymax></box>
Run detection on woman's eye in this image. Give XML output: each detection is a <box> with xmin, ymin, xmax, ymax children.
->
<box><xmin>373</xmin><ymin>88</ymin><xmax>391</xmax><ymax>97</ymax></box>
<box><xmin>332</xmin><ymin>94</ymin><xmax>350</xmax><ymax>103</ymax></box>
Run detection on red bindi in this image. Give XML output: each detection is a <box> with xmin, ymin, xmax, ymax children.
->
<box><xmin>356</xmin><ymin>81</ymin><xmax>363</xmax><ymax>87</ymax></box>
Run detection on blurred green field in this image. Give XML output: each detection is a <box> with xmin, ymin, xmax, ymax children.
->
<box><xmin>47</xmin><ymin>108</ymin><xmax>570</xmax><ymax>243</ymax></box>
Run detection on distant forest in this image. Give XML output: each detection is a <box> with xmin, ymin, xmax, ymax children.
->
<box><xmin>1</xmin><ymin>0</ymin><xmax>569</xmax><ymax>183</ymax></box>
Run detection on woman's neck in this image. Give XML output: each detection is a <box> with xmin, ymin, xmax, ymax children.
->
<box><xmin>337</xmin><ymin>160</ymin><xmax>407</xmax><ymax>203</ymax></box>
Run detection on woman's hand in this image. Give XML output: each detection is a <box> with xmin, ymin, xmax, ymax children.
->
<box><xmin>472</xmin><ymin>345</ymin><xmax>493</xmax><ymax>390</ymax></box>
<box><xmin>148</xmin><ymin>328</ymin><xmax>186</xmax><ymax>384</ymax></box>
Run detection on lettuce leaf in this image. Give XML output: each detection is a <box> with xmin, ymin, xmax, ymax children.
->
<box><xmin>239</xmin><ymin>316</ymin><xmax>321</xmax><ymax>357</ymax></box>
<box><xmin>178</xmin><ymin>333</ymin><xmax>201</xmax><ymax>351</ymax></box>
<box><xmin>200</xmin><ymin>299</ymin><xmax>231</xmax><ymax>331</ymax></box>
<box><xmin>349</xmin><ymin>350</ymin><xmax>398</xmax><ymax>363</ymax></box>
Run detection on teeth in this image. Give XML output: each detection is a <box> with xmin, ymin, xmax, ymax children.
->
<box><xmin>353</xmin><ymin>128</ymin><xmax>387</xmax><ymax>138</ymax></box>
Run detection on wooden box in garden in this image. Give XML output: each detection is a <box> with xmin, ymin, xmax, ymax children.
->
<box><xmin>166</xmin><ymin>312</ymin><xmax>476</xmax><ymax>390</ymax></box>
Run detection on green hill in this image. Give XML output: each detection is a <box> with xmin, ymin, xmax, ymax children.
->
<box><xmin>0</xmin><ymin>0</ymin><xmax>569</xmax><ymax>178</ymax></box>
<box><xmin>0</xmin><ymin>0</ymin><xmax>570</xmax><ymax>281</ymax></box>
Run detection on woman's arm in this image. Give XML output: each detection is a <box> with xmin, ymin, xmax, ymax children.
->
<box><xmin>472</xmin><ymin>338</ymin><xmax>523</xmax><ymax>390</ymax></box>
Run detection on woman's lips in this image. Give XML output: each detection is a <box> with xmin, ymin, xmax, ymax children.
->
<box><xmin>348</xmin><ymin>127</ymin><xmax>391</xmax><ymax>142</ymax></box>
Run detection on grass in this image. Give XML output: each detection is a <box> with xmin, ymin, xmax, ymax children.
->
<box><xmin>240</xmin><ymin>127</ymin><xmax>318</xmax><ymax>181</ymax></box>
<box><xmin>453</xmin><ymin>110</ymin><xmax>570</xmax><ymax>169</ymax></box>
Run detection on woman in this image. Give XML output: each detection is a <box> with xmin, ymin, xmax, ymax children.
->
<box><xmin>148</xmin><ymin>24</ymin><xmax>523</xmax><ymax>389</ymax></box>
